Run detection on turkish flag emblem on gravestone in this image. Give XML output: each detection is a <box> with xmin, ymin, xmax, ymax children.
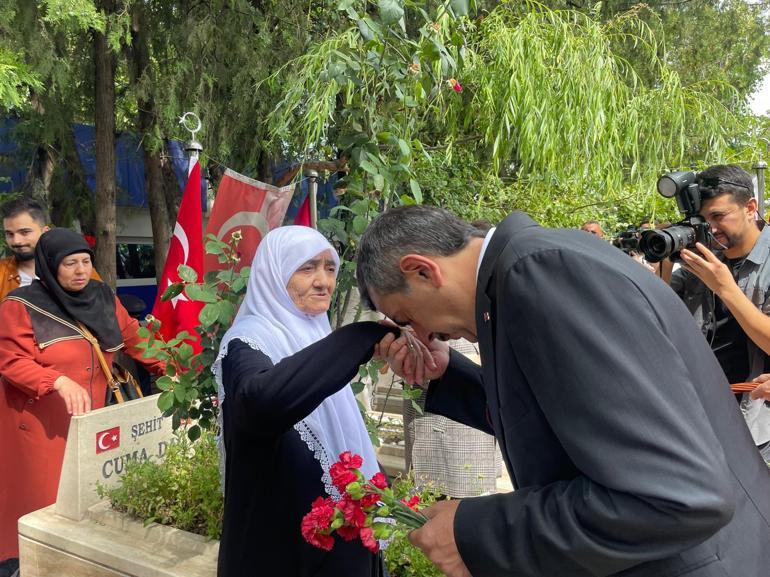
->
<box><xmin>96</xmin><ymin>426</ymin><xmax>120</xmax><ymax>454</ymax></box>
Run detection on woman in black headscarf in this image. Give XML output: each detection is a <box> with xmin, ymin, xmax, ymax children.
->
<box><xmin>0</xmin><ymin>228</ymin><xmax>165</xmax><ymax>565</ymax></box>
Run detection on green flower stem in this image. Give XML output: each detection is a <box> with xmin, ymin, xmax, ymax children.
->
<box><xmin>365</xmin><ymin>482</ymin><xmax>428</xmax><ymax>527</ymax></box>
<box><xmin>389</xmin><ymin>502</ymin><xmax>427</xmax><ymax>527</ymax></box>
<box><xmin>391</xmin><ymin>509</ymin><xmax>426</xmax><ymax>529</ymax></box>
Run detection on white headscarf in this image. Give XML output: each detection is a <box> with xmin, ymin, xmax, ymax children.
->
<box><xmin>213</xmin><ymin>226</ymin><xmax>379</xmax><ymax>498</ymax></box>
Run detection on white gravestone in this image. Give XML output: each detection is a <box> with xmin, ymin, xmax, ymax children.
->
<box><xmin>55</xmin><ymin>393</ymin><xmax>175</xmax><ymax>521</ymax></box>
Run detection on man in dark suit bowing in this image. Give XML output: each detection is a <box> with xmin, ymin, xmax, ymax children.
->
<box><xmin>357</xmin><ymin>205</ymin><xmax>770</xmax><ymax>577</ymax></box>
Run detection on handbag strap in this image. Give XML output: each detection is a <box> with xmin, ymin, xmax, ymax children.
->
<box><xmin>78</xmin><ymin>322</ymin><xmax>117</xmax><ymax>387</ymax></box>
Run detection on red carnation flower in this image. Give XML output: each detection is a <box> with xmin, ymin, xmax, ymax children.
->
<box><xmin>302</xmin><ymin>453</ymin><xmax>427</xmax><ymax>553</ymax></box>
<box><xmin>304</xmin><ymin>529</ymin><xmax>334</xmax><ymax>551</ymax></box>
<box><xmin>339</xmin><ymin>496</ymin><xmax>367</xmax><ymax>527</ymax></box>
<box><xmin>336</xmin><ymin>524</ymin><xmax>360</xmax><ymax>541</ymax></box>
<box><xmin>300</xmin><ymin>497</ymin><xmax>336</xmax><ymax>551</ymax></box>
<box><xmin>338</xmin><ymin>451</ymin><xmax>363</xmax><ymax>469</ymax></box>
<box><xmin>359</xmin><ymin>526</ymin><xmax>379</xmax><ymax>553</ymax></box>
<box><xmin>330</xmin><ymin>462</ymin><xmax>359</xmax><ymax>491</ymax></box>
<box><xmin>361</xmin><ymin>492</ymin><xmax>380</xmax><ymax>508</ymax></box>
<box><xmin>369</xmin><ymin>472</ymin><xmax>388</xmax><ymax>489</ymax></box>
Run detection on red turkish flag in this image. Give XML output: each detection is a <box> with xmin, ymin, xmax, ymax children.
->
<box><xmin>96</xmin><ymin>426</ymin><xmax>120</xmax><ymax>454</ymax></box>
<box><xmin>151</xmin><ymin>159</ymin><xmax>204</xmax><ymax>351</ymax></box>
<box><xmin>293</xmin><ymin>193</ymin><xmax>311</xmax><ymax>227</ymax></box>
<box><xmin>204</xmin><ymin>169</ymin><xmax>294</xmax><ymax>275</ymax></box>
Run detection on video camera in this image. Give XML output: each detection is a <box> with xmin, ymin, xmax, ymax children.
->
<box><xmin>612</xmin><ymin>227</ymin><xmax>642</xmax><ymax>255</ymax></box>
<box><xmin>638</xmin><ymin>171</ymin><xmax>710</xmax><ymax>263</ymax></box>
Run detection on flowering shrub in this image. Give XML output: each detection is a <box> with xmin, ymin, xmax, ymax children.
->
<box><xmin>301</xmin><ymin>452</ymin><xmax>427</xmax><ymax>553</ymax></box>
<box><xmin>136</xmin><ymin>232</ymin><xmax>249</xmax><ymax>440</ymax></box>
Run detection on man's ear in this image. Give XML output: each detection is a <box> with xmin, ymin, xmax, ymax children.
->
<box><xmin>745</xmin><ymin>197</ymin><xmax>758</xmax><ymax>218</ymax></box>
<box><xmin>399</xmin><ymin>254</ymin><xmax>443</xmax><ymax>288</ymax></box>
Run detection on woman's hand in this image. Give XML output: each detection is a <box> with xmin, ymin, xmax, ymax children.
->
<box><xmin>53</xmin><ymin>375</ymin><xmax>92</xmax><ymax>416</ymax></box>
<box><xmin>374</xmin><ymin>325</ymin><xmax>450</xmax><ymax>386</ymax></box>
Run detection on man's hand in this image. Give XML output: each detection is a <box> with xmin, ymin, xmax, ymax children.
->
<box><xmin>630</xmin><ymin>253</ymin><xmax>656</xmax><ymax>274</ymax></box>
<box><xmin>408</xmin><ymin>500</ymin><xmax>471</xmax><ymax>577</ymax></box>
<box><xmin>374</xmin><ymin>328</ymin><xmax>450</xmax><ymax>386</ymax></box>
<box><xmin>53</xmin><ymin>375</ymin><xmax>91</xmax><ymax>416</ymax></box>
<box><xmin>751</xmin><ymin>373</ymin><xmax>770</xmax><ymax>401</ymax></box>
<box><xmin>680</xmin><ymin>242</ymin><xmax>738</xmax><ymax>297</ymax></box>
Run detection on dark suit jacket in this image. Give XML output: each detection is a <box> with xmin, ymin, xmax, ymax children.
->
<box><xmin>426</xmin><ymin>212</ymin><xmax>770</xmax><ymax>577</ymax></box>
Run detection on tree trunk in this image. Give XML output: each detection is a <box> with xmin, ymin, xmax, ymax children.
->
<box><xmin>130</xmin><ymin>5</ymin><xmax>171</xmax><ymax>284</ymax></box>
<box><xmin>24</xmin><ymin>145</ymin><xmax>56</xmax><ymax>210</ymax></box>
<box><xmin>93</xmin><ymin>0</ymin><xmax>118</xmax><ymax>288</ymax></box>
<box><xmin>161</xmin><ymin>151</ymin><xmax>181</xmax><ymax>226</ymax></box>
<box><xmin>23</xmin><ymin>92</ymin><xmax>56</xmax><ymax>211</ymax></box>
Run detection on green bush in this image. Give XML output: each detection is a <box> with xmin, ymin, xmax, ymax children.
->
<box><xmin>97</xmin><ymin>430</ymin><xmax>224</xmax><ymax>539</ymax></box>
<box><xmin>384</xmin><ymin>474</ymin><xmax>444</xmax><ymax>577</ymax></box>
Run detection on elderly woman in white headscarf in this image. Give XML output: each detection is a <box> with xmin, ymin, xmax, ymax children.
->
<box><xmin>214</xmin><ymin>226</ymin><xmax>418</xmax><ymax>577</ymax></box>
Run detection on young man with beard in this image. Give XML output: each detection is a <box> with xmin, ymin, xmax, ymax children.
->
<box><xmin>0</xmin><ymin>198</ymin><xmax>49</xmax><ymax>577</ymax></box>
<box><xmin>669</xmin><ymin>164</ymin><xmax>770</xmax><ymax>460</ymax></box>
<box><xmin>1</xmin><ymin>198</ymin><xmax>50</xmax><ymax>299</ymax></box>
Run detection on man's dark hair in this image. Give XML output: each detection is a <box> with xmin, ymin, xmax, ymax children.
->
<box><xmin>356</xmin><ymin>205</ymin><xmax>486</xmax><ymax>310</ymax></box>
<box><xmin>696</xmin><ymin>165</ymin><xmax>755</xmax><ymax>206</ymax></box>
<box><xmin>1</xmin><ymin>197</ymin><xmax>47</xmax><ymax>225</ymax></box>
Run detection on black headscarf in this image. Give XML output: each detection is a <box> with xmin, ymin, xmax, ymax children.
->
<box><xmin>24</xmin><ymin>228</ymin><xmax>123</xmax><ymax>350</ymax></box>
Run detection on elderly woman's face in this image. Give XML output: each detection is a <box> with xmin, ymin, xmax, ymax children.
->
<box><xmin>286</xmin><ymin>249</ymin><xmax>337</xmax><ymax>315</ymax></box>
<box><xmin>57</xmin><ymin>252</ymin><xmax>92</xmax><ymax>292</ymax></box>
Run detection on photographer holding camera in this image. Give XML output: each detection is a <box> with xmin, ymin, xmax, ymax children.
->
<box><xmin>659</xmin><ymin>164</ymin><xmax>770</xmax><ymax>459</ymax></box>
<box><xmin>612</xmin><ymin>224</ymin><xmax>658</xmax><ymax>273</ymax></box>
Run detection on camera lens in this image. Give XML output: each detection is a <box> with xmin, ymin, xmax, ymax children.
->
<box><xmin>640</xmin><ymin>226</ymin><xmax>696</xmax><ymax>262</ymax></box>
<box><xmin>640</xmin><ymin>230</ymin><xmax>672</xmax><ymax>262</ymax></box>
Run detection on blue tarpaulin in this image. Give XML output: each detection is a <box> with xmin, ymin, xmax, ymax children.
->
<box><xmin>0</xmin><ymin>117</ymin><xmax>340</xmax><ymax>220</ymax></box>
<box><xmin>0</xmin><ymin>118</ymin><xmax>32</xmax><ymax>194</ymax></box>
<box><xmin>274</xmin><ymin>162</ymin><xmax>339</xmax><ymax>223</ymax></box>
<box><xmin>0</xmin><ymin>118</ymin><xmax>206</xmax><ymax>209</ymax></box>
<box><xmin>72</xmin><ymin>123</ymin><xmax>207</xmax><ymax>211</ymax></box>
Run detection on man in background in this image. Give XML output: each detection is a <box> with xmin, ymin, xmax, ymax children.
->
<box><xmin>580</xmin><ymin>219</ymin><xmax>604</xmax><ymax>237</ymax></box>
<box><xmin>1</xmin><ymin>197</ymin><xmax>49</xmax><ymax>299</ymax></box>
<box><xmin>669</xmin><ymin>164</ymin><xmax>770</xmax><ymax>460</ymax></box>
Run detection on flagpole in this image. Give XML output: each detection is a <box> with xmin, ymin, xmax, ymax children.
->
<box><xmin>180</xmin><ymin>112</ymin><xmax>203</xmax><ymax>173</ymax></box>
<box><xmin>304</xmin><ymin>169</ymin><xmax>319</xmax><ymax>229</ymax></box>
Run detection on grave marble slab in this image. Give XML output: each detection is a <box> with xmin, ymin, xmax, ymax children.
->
<box><xmin>55</xmin><ymin>394</ymin><xmax>175</xmax><ymax>521</ymax></box>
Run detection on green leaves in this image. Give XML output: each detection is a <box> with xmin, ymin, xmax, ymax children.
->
<box><xmin>409</xmin><ymin>179</ymin><xmax>422</xmax><ymax>203</ymax></box>
<box><xmin>177</xmin><ymin>265</ymin><xmax>198</xmax><ymax>283</ymax></box>
<box><xmin>353</xmin><ymin>215</ymin><xmax>369</xmax><ymax>235</ymax></box>
<box><xmin>378</xmin><ymin>0</ymin><xmax>404</xmax><ymax>26</ymax></box>
<box><xmin>185</xmin><ymin>284</ymin><xmax>218</xmax><ymax>303</ymax></box>
<box><xmin>199</xmin><ymin>303</ymin><xmax>219</xmax><ymax>328</ymax></box>
<box><xmin>150</xmin><ymin>228</ymin><xmax>251</xmax><ymax>436</ymax></box>
<box><xmin>161</xmin><ymin>282</ymin><xmax>184</xmax><ymax>301</ymax></box>
<box><xmin>449</xmin><ymin>0</ymin><xmax>469</xmax><ymax>18</ymax></box>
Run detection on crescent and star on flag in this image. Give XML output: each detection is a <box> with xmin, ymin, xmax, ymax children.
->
<box><xmin>169</xmin><ymin>221</ymin><xmax>190</xmax><ymax>309</ymax></box>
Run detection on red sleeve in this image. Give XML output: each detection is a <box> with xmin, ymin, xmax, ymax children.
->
<box><xmin>0</xmin><ymin>299</ymin><xmax>63</xmax><ymax>398</ymax></box>
<box><xmin>115</xmin><ymin>297</ymin><xmax>166</xmax><ymax>376</ymax></box>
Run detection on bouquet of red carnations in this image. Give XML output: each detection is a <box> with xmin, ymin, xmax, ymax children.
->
<box><xmin>301</xmin><ymin>451</ymin><xmax>427</xmax><ymax>553</ymax></box>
